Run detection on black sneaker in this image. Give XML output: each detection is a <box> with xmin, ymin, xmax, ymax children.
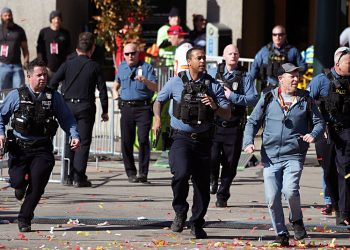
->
<box><xmin>321</xmin><ymin>204</ymin><xmax>333</xmax><ymax>215</ymax></box>
<box><xmin>18</xmin><ymin>220</ymin><xmax>31</xmax><ymax>232</ymax></box>
<box><xmin>15</xmin><ymin>187</ymin><xmax>26</xmax><ymax>201</ymax></box>
<box><xmin>273</xmin><ymin>233</ymin><xmax>289</xmax><ymax>246</ymax></box>
<box><xmin>336</xmin><ymin>211</ymin><xmax>350</xmax><ymax>226</ymax></box>
<box><xmin>215</xmin><ymin>199</ymin><xmax>227</xmax><ymax>208</ymax></box>
<box><xmin>210</xmin><ymin>181</ymin><xmax>218</xmax><ymax>195</ymax></box>
<box><xmin>74</xmin><ymin>180</ymin><xmax>92</xmax><ymax>188</ymax></box>
<box><xmin>190</xmin><ymin>225</ymin><xmax>208</xmax><ymax>239</ymax></box>
<box><xmin>170</xmin><ymin>213</ymin><xmax>187</xmax><ymax>232</ymax></box>
<box><xmin>292</xmin><ymin>219</ymin><xmax>307</xmax><ymax>240</ymax></box>
<box><xmin>138</xmin><ymin>175</ymin><xmax>148</xmax><ymax>183</ymax></box>
<box><xmin>63</xmin><ymin>179</ymin><xmax>73</xmax><ymax>186</ymax></box>
<box><xmin>128</xmin><ymin>175</ymin><xmax>139</xmax><ymax>183</ymax></box>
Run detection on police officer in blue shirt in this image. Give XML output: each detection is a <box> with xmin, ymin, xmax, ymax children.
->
<box><xmin>308</xmin><ymin>47</ymin><xmax>350</xmax><ymax>226</ymax></box>
<box><xmin>0</xmin><ymin>58</ymin><xmax>80</xmax><ymax>232</ymax></box>
<box><xmin>207</xmin><ymin>45</ymin><xmax>258</xmax><ymax>207</ymax></box>
<box><xmin>250</xmin><ymin>25</ymin><xmax>307</xmax><ymax>93</ymax></box>
<box><xmin>153</xmin><ymin>47</ymin><xmax>230</xmax><ymax>239</ymax></box>
<box><xmin>113</xmin><ymin>42</ymin><xmax>157</xmax><ymax>183</ymax></box>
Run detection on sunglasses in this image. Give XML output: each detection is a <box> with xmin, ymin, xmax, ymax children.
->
<box><xmin>337</xmin><ymin>49</ymin><xmax>350</xmax><ymax>63</ymax></box>
<box><xmin>124</xmin><ymin>51</ymin><xmax>136</xmax><ymax>56</ymax></box>
<box><xmin>272</xmin><ymin>33</ymin><xmax>285</xmax><ymax>37</ymax></box>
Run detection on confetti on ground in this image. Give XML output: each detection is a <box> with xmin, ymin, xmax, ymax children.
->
<box><xmin>137</xmin><ymin>216</ymin><xmax>148</xmax><ymax>220</ymax></box>
<box><xmin>97</xmin><ymin>221</ymin><xmax>109</xmax><ymax>226</ymax></box>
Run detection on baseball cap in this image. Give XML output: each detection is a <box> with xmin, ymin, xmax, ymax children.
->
<box><xmin>167</xmin><ymin>25</ymin><xmax>188</xmax><ymax>36</ymax></box>
<box><xmin>277</xmin><ymin>63</ymin><xmax>300</xmax><ymax>76</ymax></box>
<box><xmin>334</xmin><ymin>46</ymin><xmax>350</xmax><ymax>63</ymax></box>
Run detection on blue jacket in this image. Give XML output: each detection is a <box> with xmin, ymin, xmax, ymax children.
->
<box><xmin>250</xmin><ymin>43</ymin><xmax>307</xmax><ymax>85</ymax></box>
<box><xmin>243</xmin><ymin>88</ymin><xmax>325</xmax><ymax>164</ymax></box>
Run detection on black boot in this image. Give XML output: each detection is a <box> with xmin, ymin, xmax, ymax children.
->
<box><xmin>273</xmin><ymin>233</ymin><xmax>289</xmax><ymax>246</ymax></box>
<box><xmin>292</xmin><ymin>219</ymin><xmax>307</xmax><ymax>240</ymax></box>
<box><xmin>171</xmin><ymin>213</ymin><xmax>187</xmax><ymax>232</ymax></box>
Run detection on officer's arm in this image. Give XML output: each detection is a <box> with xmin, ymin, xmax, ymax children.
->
<box><xmin>152</xmin><ymin>100</ymin><xmax>163</xmax><ymax>135</ymax></box>
<box><xmin>0</xmin><ymin>90</ymin><xmax>19</xmax><ymax>136</ymax></box>
<box><xmin>49</xmin><ymin>62</ymin><xmax>67</xmax><ymax>90</ymax></box>
<box><xmin>112</xmin><ymin>81</ymin><xmax>120</xmax><ymax>100</ymax></box>
<box><xmin>96</xmin><ymin>66</ymin><xmax>108</xmax><ymax>114</ymax></box>
<box><xmin>228</xmin><ymin>75</ymin><xmax>259</xmax><ymax>106</ymax></box>
<box><xmin>215</xmin><ymin>105</ymin><xmax>231</xmax><ymax>120</ymax></box>
<box><xmin>135</xmin><ymin>64</ymin><xmax>158</xmax><ymax>92</ymax></box>
<box><xmin>249</xmin><ymin>49</ymin><xmax>263</xmax><ymax>80</ymax></box>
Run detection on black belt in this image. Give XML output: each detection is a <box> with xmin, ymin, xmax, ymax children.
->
<box><xmin>65</xmin><ymin>98</ymin><xmax>91</xmax><ymax>104</ymax></box>
<box><xmin>214</xmin><ymin>120</ymin><xmax>241</xmax><ymax>128</ymax></box>
<box><xmin>121</xmin><ymin>99</ymin><xmax>151</xmax><ymax>107</ymax></box>
<box><xmin>15</xmin><ymin>137</ymin><xmax>51</xmax><ymax>149</ymax></box>
<box><xmin>171</xmin><ymin>128</ymin><xmax>211</xmax><ymax>140</ymax></box>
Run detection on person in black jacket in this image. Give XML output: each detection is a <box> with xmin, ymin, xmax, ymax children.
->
<box><xmin>36</xmin><ymin>10</ymin><xmax>71</xmax><ymax>79</ymax></box>
<box><xmin>49</xmin><ymin>32</ymin><xmax>109</xmax><ymax>187</ymax></box>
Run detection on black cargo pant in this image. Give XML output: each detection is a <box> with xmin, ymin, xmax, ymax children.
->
<box><xmin>65</xmin><ymin>102</ymin><xmax>96</xmax><ymax>182</ymax></box>
<box><xmin>210</xmin><ymin>126</ymin><xmax>243</xmax><ymax>202</ymax></box>
<box><xmin>8</xmin><ymin>140</ymin><xmax>54</xmax><ymax>223</ymax></box>
<box><xmin>120</xmin><ymin>104</ymin><xmax>152</xmax><ymax>177</ymax></box>
<box><xmin>169</xmin><ymin>131</ymin><xmax>211</xmax><ymax>227</ymax></box>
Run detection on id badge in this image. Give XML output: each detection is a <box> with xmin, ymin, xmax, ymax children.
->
<box><xmin>50</xmin><ymin>42</ymin><xmax>59</xmax><ymax>54</ymax></box>
<box><xmin>0</xmin><ymin>44</ymin><xmax>9</xmax><ymax>57</ymax></box>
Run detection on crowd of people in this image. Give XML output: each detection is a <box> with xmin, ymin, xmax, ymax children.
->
<box><xmin>0</xmin><ymin>5</ymin><xmax>349</xmax><ymax>247</ymax></box>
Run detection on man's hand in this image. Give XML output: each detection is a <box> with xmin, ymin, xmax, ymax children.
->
<box><xmin>70</xmin><ymin>138</ymin><xmax>80</xmax><ymax>151</ymax></box>
<box><xmin>201</xmin><ymin>94</ymin><xmax>218</xmax><ymax>110</ymax></box>
<box><xmin>224</xmin><ymin>86</ymin><xmax>232</xmax><ymax>99</ymax></box>
<box><xmin>0</xmin><ymin>135</ymin><xmax>6</xmax><ymax>159</ymax></box>
<box><xmin>244</xmin><ymin>144</ymin><xmax>255</xmax><ymax>154</ymax></box>
<box><xmin>135</xmin><ymin>75</ymin><xmax>146</xmax><ymax>83</ymax></box>
<box><xmin>301</xmin><ymin>133</ymin><xmax>315</xmax><ymax>143</ymax></box>
<box><xmin>152</xmin><ymin>117</ymin><xmax>161</xmax><ymax>136</ymax></box>
<box><xmin>101</xmin><ymin>113</ymin><xmax>109</xmax><ymax>122</ymax></box>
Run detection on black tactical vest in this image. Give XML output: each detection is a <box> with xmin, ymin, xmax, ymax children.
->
<box><xmin>173</xmin><ymin>72</ymin><xmax>214</xmax><ymax>125</ymax></box>
<box><xmin>261</xmin><ymin>43</ymin><xmax>292</xmax><ymax>79</ymax></box>
<box><xmin>215</xmin><ymin>62</ymin><xmax>247</xmax><ymax>122</ymax></box>
<box><xmin>12</xmin><ymin>87</ymin><xmax>59</xmax><ymax>137</ymax></box>
<box><xmin>319</xmin><ymin>69</ymin><xmax>350</xmax><ymax>128</ymax></box>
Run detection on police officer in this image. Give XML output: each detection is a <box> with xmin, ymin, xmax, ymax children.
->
<box><xmin>250</xmin><ymin>25</ymin><xmax>307</xmax><ymax>93</ymax></box>
<box><xmin>153</xmin><ymin>47</ymin><xmax>230</xmax><ymax>239</ymax></box>
<box><xmin>49</xmin><ymin>32</ymin><xmax>109</xmax><ymax>187</ymax></box>
<box><xmin>207</xmin><ymin>44</ymin><xmax>258</xmax><ymax>207</ymax></box>
<box><xmin>308</xmin><ymin>47</ymin><xmax>350</xmax><ymax>226</ymax></box>
<box><xmin>112</xmin><ymin>42</ymin><xmax>157</xmax><ymax>183</ymax></box>
<box><xmin>0</xmin><ymin>58</ymin><xmax>80</xmax><ymax>232</ymax></box>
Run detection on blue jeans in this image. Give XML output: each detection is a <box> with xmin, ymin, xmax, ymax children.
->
<box><xmin>263</xmin><ymin>160</ymin><xmax>304</xmax><ymax>235</ymax></box>
<box><xmin>0</xmin><ymin>63</ymin><xmax>25</xmax><ymax>90</ymax></box>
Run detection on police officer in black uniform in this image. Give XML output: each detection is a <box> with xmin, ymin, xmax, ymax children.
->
<box><xmin>50</xmin><ymin>32</ymin><xmax>109</xmax><ymax>187</ymax></box>
<box><xmin>0</xmin><ymin>58</ymin><xmax>80</xmax><ymax>232</ymax></box>
<box><xmin>308</xmin><ymin>47</ymin><xmax>350</xmax><ymax>226</ymax></box>
<box><xmin>153</xmin><ymin>47</ymin><xmax>230</xmax><ymax>239</ymax></box>
<box><xmin>208</xmin><ymin>45</ymin><xmax>258</xmax><ymax>207</ymax></box>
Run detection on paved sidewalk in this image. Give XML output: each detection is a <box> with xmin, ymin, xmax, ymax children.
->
<box><xmin>0</xmin><ymin>152</ymin><xmax>349</xmax><ymax>249</ymax></box>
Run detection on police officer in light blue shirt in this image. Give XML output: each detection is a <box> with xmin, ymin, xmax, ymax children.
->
<box><xmin>207</xmin><ymin>45</ymin><xmax>258</xmax><ymax>208</ymax></box>
<box><xmin>250</xmin><ymin>25</ymin><xmax>307</xmax><ymax>92</ymax></box>
<box><xmin>0</xmin><ymin>58</ymin><xmax>80</xmax><ymax>232</ymax></box>
<box><xmin>153</xmin><ymin>47</ymin><xmax>230</xmax><ymax>239</ymax></box>
<box><xmin>113</xmin><ymin>42</ymin><xmax>157</xmax><ymax>184</ymax></box>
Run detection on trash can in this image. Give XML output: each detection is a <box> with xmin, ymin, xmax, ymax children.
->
<box><xmin>206</xmin><ymin>22</ymin><xmax>232</xmax><ymax>56</ymax></box>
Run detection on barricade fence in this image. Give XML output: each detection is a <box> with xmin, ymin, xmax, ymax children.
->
<box><xmin>0</xmin><ymin>57</ymin><xmax>255</xmax><ymax>184</ymax></box>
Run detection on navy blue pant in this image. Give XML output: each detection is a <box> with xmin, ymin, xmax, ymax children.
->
<box><xmin>169</xmin><ymin>133</ymin><xmax>211</xmax><ymax>227</ymax></box>
<box><xmin>315</xmin><ymin>136</ymin><xmax>339</xmax><ymax>207</ymax></box>
<box><xmin>332</xmin><ymin>128</ymin><xmax>350</xmax><ymax>215</ymax></box>
<box><xmin>120</xmin><ymin>105</ymin><xmax>152</xmax><ymax>177</ymax></box>
<box><xmin>8</xmin><ymin>142</ymin><xmax>55</xmax><ymax>223</ymax></box>
<box><xmin>210</xmin><ymin>126</ymin><xmax>243</xmax><ymax>201</ymax></box>
<box><xmin>65</xmin><ymin>102</ymin><xmax>96</xmax><ymax>182</ymax></box>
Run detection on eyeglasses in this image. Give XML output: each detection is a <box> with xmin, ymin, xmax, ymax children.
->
<box><xmin>272</xmin><ymin>33</ymin><xmax>285</xmax><ymax>37</ymax></box>
<box><xmin>337</xmin><ymin>48</ymin><xmax>350</xmax><ymax>63</ymax></box>
<box><xmin>124</xmin><ymin>51</ymin><xmax>136</xmax><ymax>56</ymax></box>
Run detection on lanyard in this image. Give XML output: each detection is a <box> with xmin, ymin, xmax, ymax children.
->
<box><xmin>278</xmin><ymin>87</ymin><xmax>296</xmax><ymax>112</ymax></box>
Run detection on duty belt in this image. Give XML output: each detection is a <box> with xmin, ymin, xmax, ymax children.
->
<box><xmin>15</xmin><ymin>137</ymin><xmax>51</xmax><ymax>149</ymax></box>
<box><xmin>171</xmin><ymin>128</ymin><xmax>211</xmax><ymax>140</ymax></box>
<box><xmin>121</xmin><ymin>99</ymin><xmax>151</xmax><ymax>107</ymax></box>
<box><xmin>65</xmin><ymin>98</ymin><xmax>91</xmax><ymax>104</ymax></box>
<box><xmin>214</xmin><ymin>120</ymin><xmax>241</xmax><ymax>128</ymax></box>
